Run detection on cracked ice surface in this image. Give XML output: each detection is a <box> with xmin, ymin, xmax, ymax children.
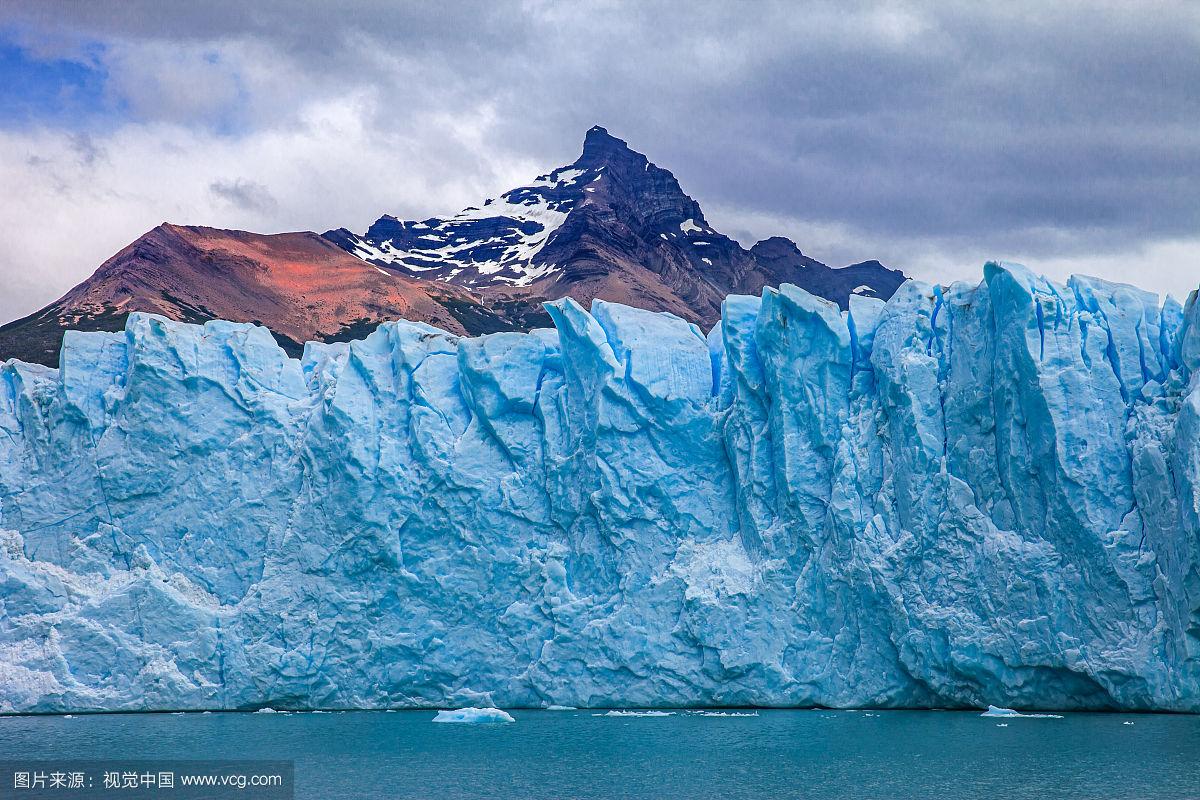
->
<box><xmin>2</xmin><ymin>262</ymin><xmax>1200</xmax><ymax>713</ymax></box>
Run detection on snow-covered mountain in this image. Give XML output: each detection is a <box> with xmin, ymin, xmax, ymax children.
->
<box><xmin>325</xmin><ymin>162</ymin><xmax>596</xmax><ymax>288</ymax></box>
<box><xmin>324</xmin><ymin>126</ymin><xmax>906</xmax><ymax>326</ymax></box>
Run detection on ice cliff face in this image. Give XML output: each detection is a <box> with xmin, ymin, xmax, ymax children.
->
<box><xmin>2</xmin><ymin>262</ymin><xmax>1200</xmax><ymax>713</ymax></box>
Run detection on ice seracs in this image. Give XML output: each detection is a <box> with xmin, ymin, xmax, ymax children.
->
<box><xmin>2</xmin><ymin>262</ymin><xmax>1200</xmax><ymax>714</ymax></box>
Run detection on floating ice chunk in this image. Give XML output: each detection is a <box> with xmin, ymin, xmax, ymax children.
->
<box><xmin>432</xmin><ymin>707</ymin><xmax>515</xmax><ymax>724</ymax></box>
<box><xmin>699</xmin><ymin>711</ymin><xmax>758</xmax><ymax>717</ymax></box>
<box><xmin>545</xmin><ymin>705</ymin><xmax>577</xmax><ymax>711</ymax></box>
<box><xmin>981</xmin><ymin>705</ymin><xmax>1019</xmax><ymax>717</ymax></box>
<box><xmin>255</xmin><ymin>708</ymin><xmax>277</xmax><ymax>714</ymax></box>
<box><xmin>594</xmin><ymin>710</ymin><xmax>674</xmax><ymax>717</ymax></box>
<box><xmin>981</xmin><ymin>705</ymin><xmax>1063</xmax><ymax>718</ymax></box>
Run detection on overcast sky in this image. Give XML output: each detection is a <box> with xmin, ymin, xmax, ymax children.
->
<box><xmin>0</xmin><ymin>1</ymin><xmax>1197</xmax><ymax>324</ymax></box>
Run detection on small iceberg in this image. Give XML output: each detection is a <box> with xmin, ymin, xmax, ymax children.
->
<box><xmin>255</xmin><ymin>708</ymin><xmax>278</xmax><ymax>714</ymax></box>
<box><xmin>593</xmin><ymin>710</ymin><xmax>674</xmax><ymax>717</ymax></box>
<box><xmin>699</xmin><ymin>711</ymin><xmax>759</xmax><ymax>717</ymax></box>
<box><xmin>981</xmin><ymin>705</ymin><xmax>1063</xmax><ymax>719</ymax></box>
<box><xmin>545</xmin><ymin>705</ymin><xmax>577</xmax><ymax>711</ymax></box>
<box><xmin>432</xmin><ymin>707</ymin><xmax>515</xmax><ymax>724</ymax></box>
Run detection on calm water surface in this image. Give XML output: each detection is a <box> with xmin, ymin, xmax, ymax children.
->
<box><xmin>1</xmin><ymin>709</ymin><xmax>1197</xmax><ymax>799</ymax></box>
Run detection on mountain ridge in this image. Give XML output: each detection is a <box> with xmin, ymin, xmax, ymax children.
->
<box><xmin>325</xmin><ymin>126</ymin><xmax>907</xmax><ymax>326</ymax></box>
<box><xmin>1</xmin><ymin>127</ymin><xmax>907</xmax><ymax>367</ymax></box>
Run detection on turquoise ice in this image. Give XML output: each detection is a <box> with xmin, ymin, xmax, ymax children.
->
<box><xmin>1</xmin><ymin>262</ymin><xmax>1199</xmax><ymax>712</ymax></box>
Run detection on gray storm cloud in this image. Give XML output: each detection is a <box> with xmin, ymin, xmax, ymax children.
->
<box><xmin>209</xmin><ymin>178</ymin><xmax>279</xmax><ymax>215</ymax></box>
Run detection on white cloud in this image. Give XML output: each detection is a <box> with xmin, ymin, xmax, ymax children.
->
<box><xmin>0</xmin><ymin>92</ymin><xmax>541</xmax><ymax>322</ymax></box>
<box><xmin>102</xmin><ymin>40</ymin><xmax>245</xmax><ymax>126</ymax></box>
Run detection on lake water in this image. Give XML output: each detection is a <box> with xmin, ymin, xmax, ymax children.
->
<box><xmin>1</xmin><ymin>708</ymin><xmax>1198</xmax><ymax>799</ymax></box>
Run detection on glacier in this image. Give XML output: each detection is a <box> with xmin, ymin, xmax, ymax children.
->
<box><xmin>2</xmin><ymin>261</ymin><xmax>1200</xmax><ymax>713</ymax></box>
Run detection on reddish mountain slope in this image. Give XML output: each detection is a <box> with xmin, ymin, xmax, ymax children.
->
<box><xmin>0</xmin><ymin>224</ymin><xmax>497</xmax><ymax>366</ymax></box>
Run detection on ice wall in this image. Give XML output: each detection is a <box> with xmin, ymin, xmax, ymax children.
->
<box><xmin>2</xmin><ymin>262</ymin><xmax>1199</xmax><ymax>713</ymax></box>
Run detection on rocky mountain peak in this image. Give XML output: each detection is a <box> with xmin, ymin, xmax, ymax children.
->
<box><xmin>576</xmin><ymin>125</ymin><xmax>646</xmax><ymax>171</ymax></box>
<box><xmin>320</xmin><ymin>127</ymin><xmax>905</xmax><ymax>324</ymax></box>
<box><xmin>749</xmin><ymin>236</ymin><xmax>810</xmax><ymax>261</ymax></box>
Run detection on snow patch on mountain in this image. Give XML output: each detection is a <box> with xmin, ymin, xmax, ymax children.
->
<box><xmin>336</xmin><ymin>163</ymin><xmax>600</xmax><ymax>287</ymax></box>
